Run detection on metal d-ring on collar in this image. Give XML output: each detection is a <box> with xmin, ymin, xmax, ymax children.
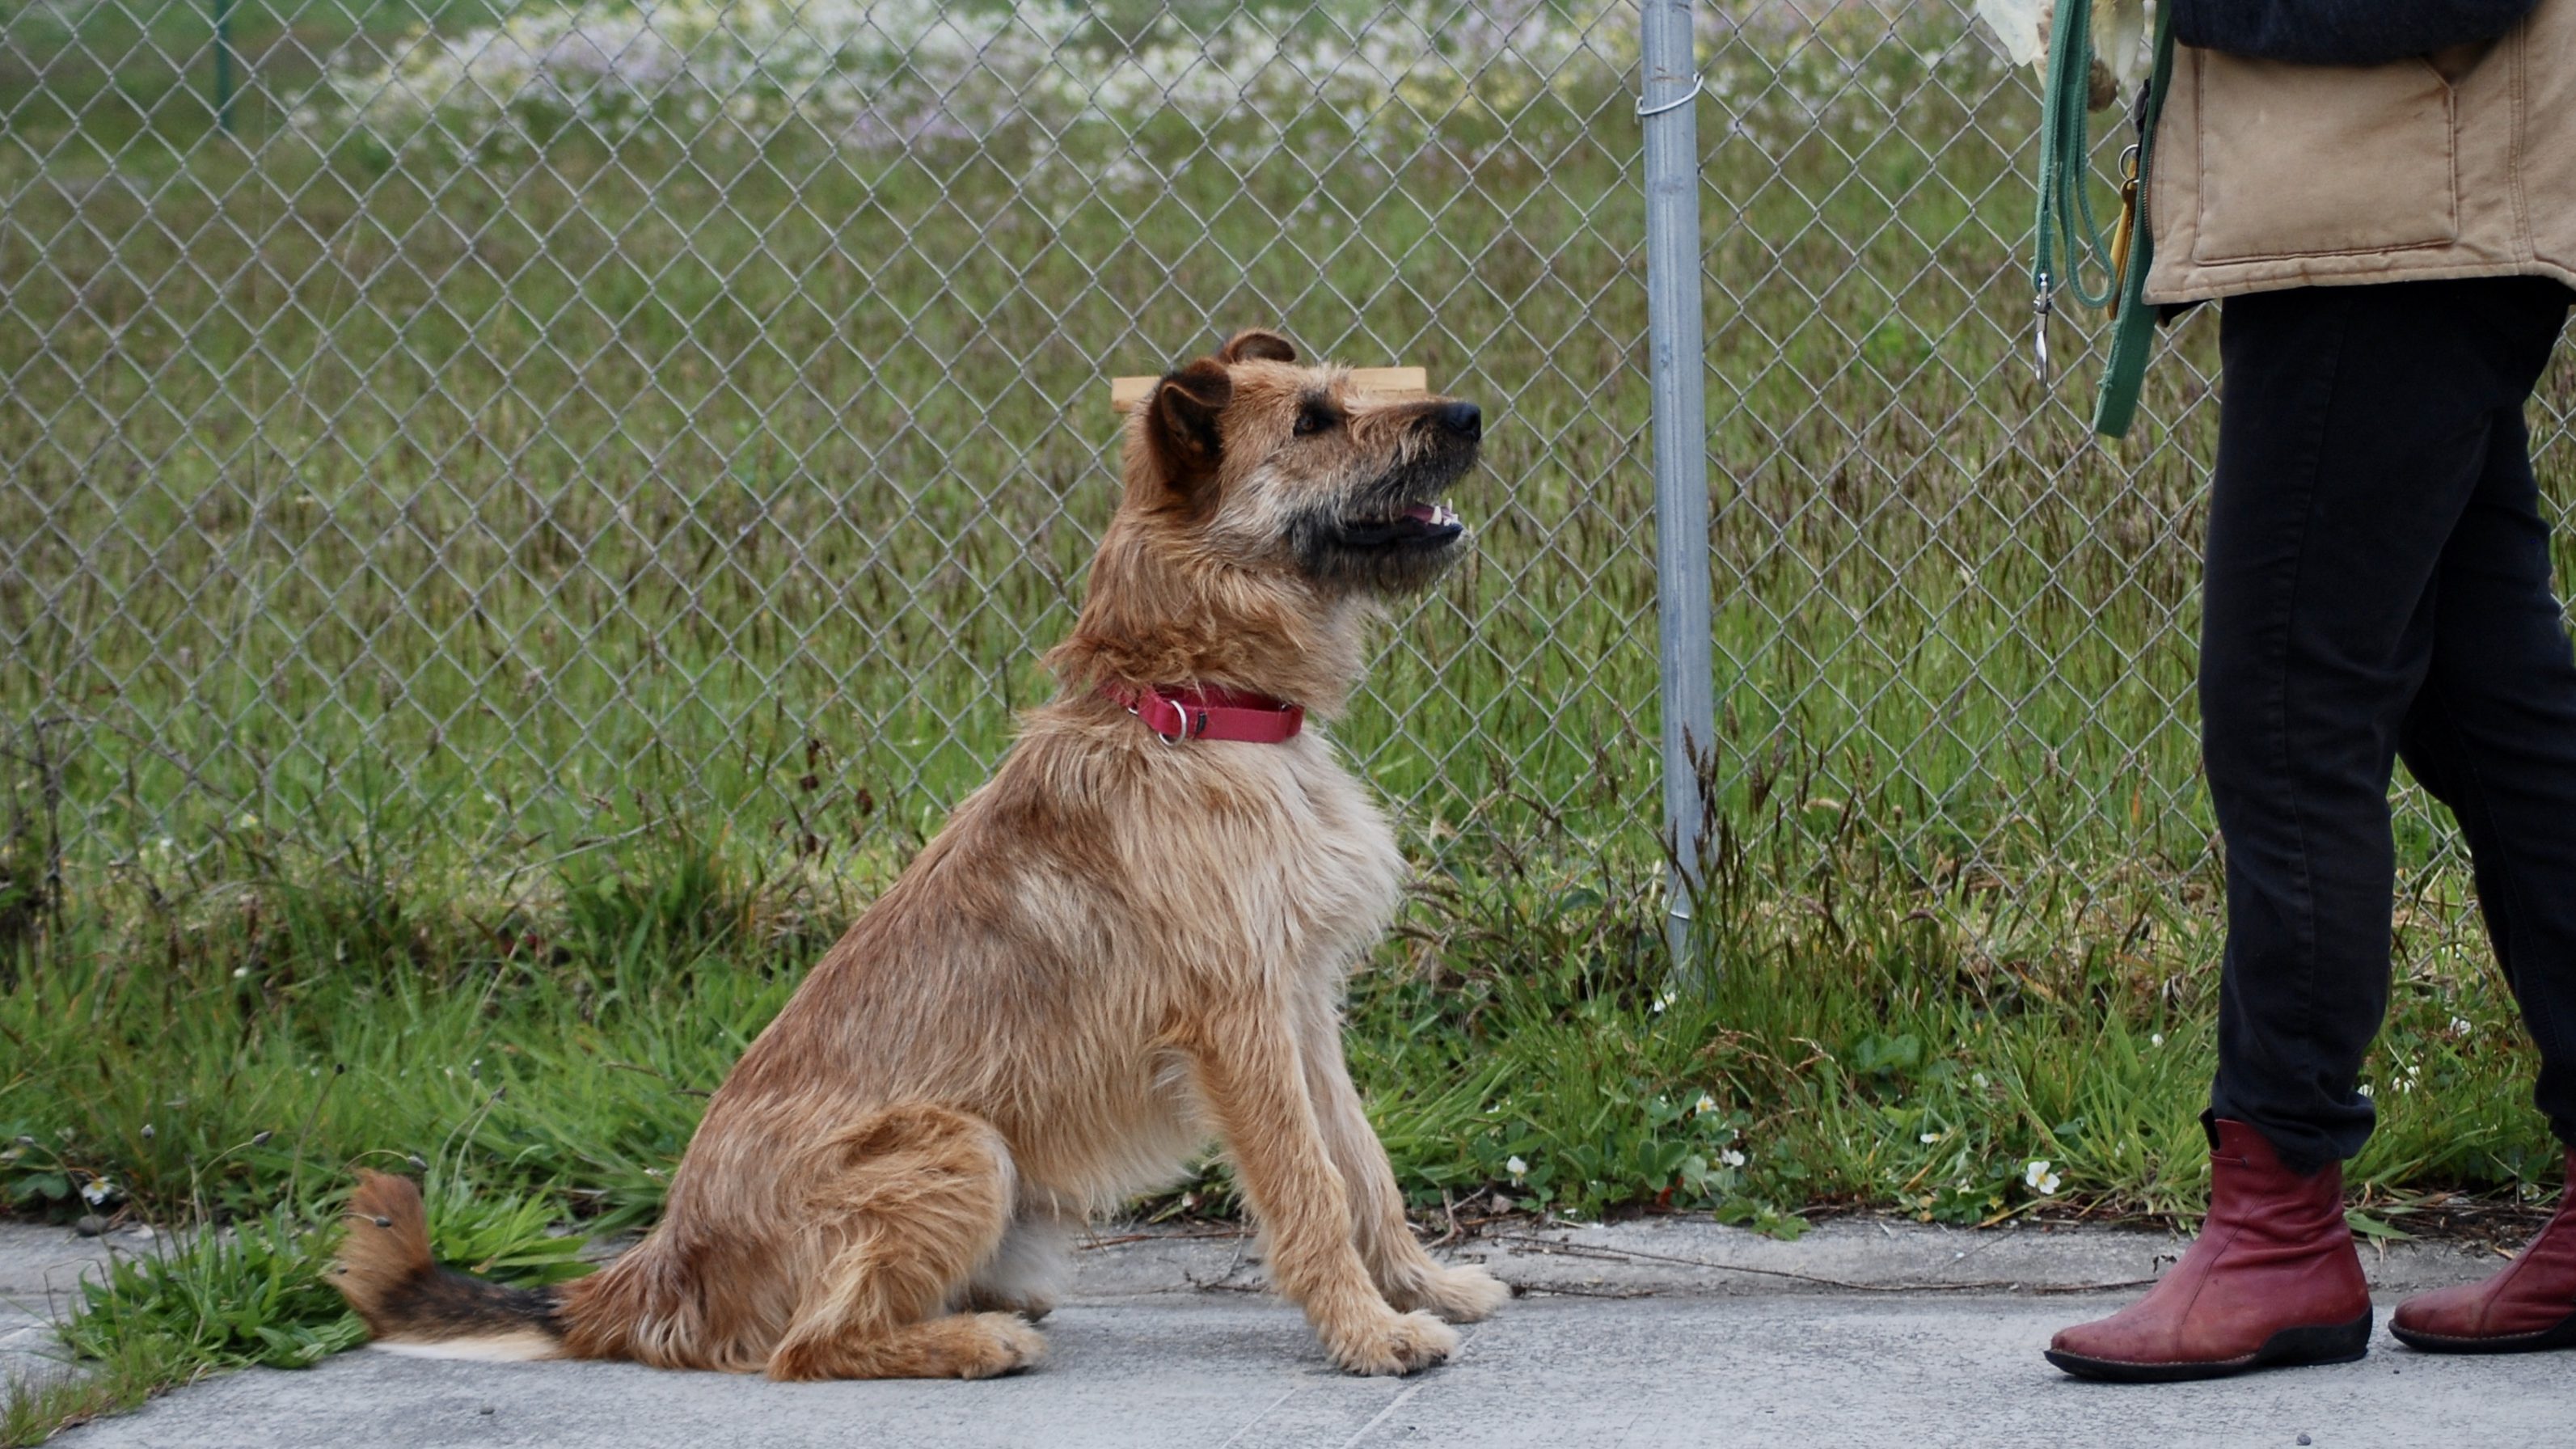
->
<box><xmin>1635</xmin><ymin>73</ymin><xmax>1704</xmax><ymax>119</ymax></box>
<box><xmin>1100</xmin><ymin>681</ymin><xmax>1306</xmax><ymax>746</ymax></box>
<box><xmin>1119</xmin><ymin>692</ymin><xmax>1189</xmax><ymax>746</ymax></box>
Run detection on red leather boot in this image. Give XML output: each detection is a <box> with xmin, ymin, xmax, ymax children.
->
<box><xmin>2047</xmin><ymin>1119</ymin><xmax>2372</xmax><ymax>1382</ymax></box>
<box><xmin>2391</xmin><ymin>1148</ymin><xmax>2576</xmax><ymax>1354</ymax></box>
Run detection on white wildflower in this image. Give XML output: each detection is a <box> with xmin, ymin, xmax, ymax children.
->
<box><xmin>2024</xmin><ymin>1160</ymin><xmax>2059</xmax><ymax>1195</ymax></box>
<box><xmin>80</xmin><ymin>1177</ymin><xmax>116</xmax><ymax>1206</ymax></box>
<box><xmin>1717</xmin><ymin>1148</ymin><xmax>1747</xmax><ymax>1169</ymax></box>
<box><xmin>1692</xmin><ymin>1093</ymin><xmax>1718</xmax><ymax>1117</ymax></box>
<box><xmin>1505</xmin><ymin>1155</ymin><xmax>1528</xmax><ymax>1184</ymax></box>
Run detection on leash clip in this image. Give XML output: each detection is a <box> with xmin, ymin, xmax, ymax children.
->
<box><xmin>2107</xmin><ymin>146</ymin><xmax>2143</xmax><ymax>323</ymax></box>
<box><xmin>2032</xmin><ymin>274</ymin><xmax>2054</xmax><ymax>386</ymax></box>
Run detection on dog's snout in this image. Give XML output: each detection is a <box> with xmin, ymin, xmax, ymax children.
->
<box><xmin>1434</xmin><ymin>401</ymin><xmax>1483</xmax><ymax>441</ymax></box>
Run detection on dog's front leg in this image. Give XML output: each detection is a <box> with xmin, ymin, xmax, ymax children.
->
<box><xmin>1186</xmin><ymin>1014</ymin><xmax>1457</xmax><ymax>1375</ymax></box>
<box><xmin>1296</xmin><ymin>1001</ymin><xmax>1510</xmax><ymax>1324</ymax></box>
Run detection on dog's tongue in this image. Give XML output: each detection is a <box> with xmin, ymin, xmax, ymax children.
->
<box><xmin>1403</xmin><ymin>504</ymin><xmax>1441</xmax><ymax>523</ymax></box>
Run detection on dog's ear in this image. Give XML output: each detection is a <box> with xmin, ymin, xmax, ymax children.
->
<box><xmin>1219</xmin><ymin>328</ymin><xmax>1297</xmax><ymax>365</ymax></box>
<box><xmin>1144</xmin><ymin>357</ymin><xmax>1232</xmax><ymax>495</ymax></box>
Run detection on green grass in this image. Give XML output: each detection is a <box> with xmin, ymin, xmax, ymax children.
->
<box><xmin>4</xmin><ymin>4</ymin><xmax>2574</xmax><ymax>1439</ymax></box>
<box><xmin>2</xmin><ymin>809</ymin><xmax>2559</xmax><ymax>1232</ymax></box>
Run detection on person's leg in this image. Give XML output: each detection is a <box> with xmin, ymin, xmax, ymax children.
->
<box><xmin>2053</xmin><ymin>277</ymin><xmax>2569</xmax><ymax>1381</ymax></box>
<box><xmin>2386</xmin><ymin>287</ymin><xmax>2576</xmax><ymax>1355</ymax></box>
<box><xmin>2393</xmin><ymin>365</ymin><xmax>2576</xmax><ymax>1147</ymax></box>
<box><xmin>2200</xmin><ymin>278</ymin><xmax>2571</xmax><ymax>1170</ymax></box>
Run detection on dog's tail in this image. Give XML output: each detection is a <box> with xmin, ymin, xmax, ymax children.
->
<box><xmin>330</xmin><ymin>1171</ymin><xmax>567</xmax><ymax>1362</ymax></box>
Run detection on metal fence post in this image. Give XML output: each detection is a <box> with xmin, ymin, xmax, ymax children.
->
<box><xmin>1638</xmin><ymin>0</ymin><xmax>1715</xmax><ymax>972</ymax></box>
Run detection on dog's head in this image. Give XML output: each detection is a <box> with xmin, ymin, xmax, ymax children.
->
<box><xmin>1123</xmin><ymin>328</ymin><xmax>1482</xmax><ymax>598</ymax></box>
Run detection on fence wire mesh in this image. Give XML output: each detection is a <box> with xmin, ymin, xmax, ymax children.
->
<box><xmin>3</xmin><ymin>2</ymin><xmax>2568</xmax><ymax>953</ymax></box>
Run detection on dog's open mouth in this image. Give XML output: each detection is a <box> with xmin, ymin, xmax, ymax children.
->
<box><xmin>1329</xmin><ymin>501</ymin><xmax>1465</xmax><ymax>551</ymax></box>
<box><xmin>1288</xmin><ymin>433</ymin><xmax>1480</xmax><ymax>594</ymax></box>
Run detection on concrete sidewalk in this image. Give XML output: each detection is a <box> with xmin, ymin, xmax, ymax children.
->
<box><xmin>1</xmin><ymin>1220</ymin><xmax>131</xmax><ymax>1388</ymax></box>
<box><xmin>10</xmin><ymin>1217</ymin><xmax>2564</xmax><ymax>1448</ymax></box>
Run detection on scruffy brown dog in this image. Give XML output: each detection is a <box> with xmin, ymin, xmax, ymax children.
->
<box><xmin>332</xmin><ymin>329</ymin><xmax>1505</xmax><ymax>1379</ymax></box>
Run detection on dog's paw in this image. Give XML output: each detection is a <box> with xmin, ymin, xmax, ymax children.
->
<box><xmin>946</xmin><ymin>1312</ymin><xmax>1049</xmax><ymax>1379</ymax></box>
<box><xmin>1394</xmin><ymin>1262</ymin><xmax>1510</xmax><ymax>1324</ymax></box>
<box><xmin>771</xmin><ymin>1312</ymin><xmax>1049</xmax><ymax>1381</ymax></box>
<box><xmin>1325</xmin><ymin>1309</ymin><xmax>1458</xmax><ymax>1376</ymax></box>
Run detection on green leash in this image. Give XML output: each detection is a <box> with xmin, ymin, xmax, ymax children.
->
<box><xmin>2030</xmin><ymin>2</ymin><xmax>2177</xmax><ymax>438</ymax></box>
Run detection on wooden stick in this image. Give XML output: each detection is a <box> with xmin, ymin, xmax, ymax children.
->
<box><xmin>1109</xmin><ymin>365</ymin><xmax>1428</xmax><ymax>413</ymax></box>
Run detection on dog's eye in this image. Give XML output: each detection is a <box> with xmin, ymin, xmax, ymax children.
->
<box><xmin>1293</xmin><ymin>403</ymin><xmax>1338</xmax><ymax>437</ymax></box>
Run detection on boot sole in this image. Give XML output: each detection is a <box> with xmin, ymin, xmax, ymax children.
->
<box><xmin>2389</xmin><ymin>1307</ymin><xmax>2576</xmax><ymax>1356</ymax></box>
<box><xmin>2045</xmin><ymin>1309</ymin><xmax>2374</xmax><ymax>1384</ymax></box>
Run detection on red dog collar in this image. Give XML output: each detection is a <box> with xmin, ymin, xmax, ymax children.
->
<box><xmin>1103</xmin><ymin>682</ymin><xmax>1305</xmax><ymax>744</ymax></box>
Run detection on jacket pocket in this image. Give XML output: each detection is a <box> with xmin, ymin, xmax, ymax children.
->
<box><xmin>2191</xmin><ymin>53</ymin><xmax>2458</xmax><ymax>264</ymax></box>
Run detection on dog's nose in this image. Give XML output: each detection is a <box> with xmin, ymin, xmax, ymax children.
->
<box><xmin>1435</xmin><ymin>401</ymin><xmax>1483</xmax><ymax>441</ymax></box>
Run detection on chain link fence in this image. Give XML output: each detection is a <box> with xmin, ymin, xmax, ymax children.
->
<box><xmin>5</xmin><ymin>2</ymin><xmax>2566</xmax><ymax>947</ymax></box>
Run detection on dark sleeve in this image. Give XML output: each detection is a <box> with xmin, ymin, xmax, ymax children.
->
<box><xmin>2169</xmin><ymin>0</ymin><xmax>2540</xmax><ymax>65</ymax></box>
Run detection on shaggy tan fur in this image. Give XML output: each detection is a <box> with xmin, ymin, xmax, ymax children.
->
<box><xmin>332</xmin><ymin>328</ymin><xmax>1505</xmax><ymax>1379</ymax></box>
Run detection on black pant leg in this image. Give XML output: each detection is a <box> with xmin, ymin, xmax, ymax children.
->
<box><xmin>2201</xmin><ymin>278</ymin><xmax>2569</xmax><ymax>1170</ymax></box>
<box><xmin>2394</xmin><ymin>298</ymin><xmax>2576</xmax><ymax>1147</ymax></box>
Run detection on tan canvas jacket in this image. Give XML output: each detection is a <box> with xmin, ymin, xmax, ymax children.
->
<box><xmin>2143</xmin><ymin>0</ymin><xmax>2576</xmax><ymax>304</ymax></box>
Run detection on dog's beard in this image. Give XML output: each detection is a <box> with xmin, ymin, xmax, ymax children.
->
<box><xmin>1286</xmin><ymin>450</ymin><xmax>1476</xmax><ymax>594</ymax></box>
